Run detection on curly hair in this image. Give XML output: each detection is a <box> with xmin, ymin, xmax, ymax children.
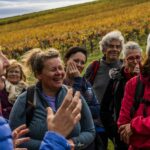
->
<box><xmin>122</xmin><ymin>41</ymin><xmax>142</xmax><ymax>58</ymax></box>
<box><xmin>6</xmin><ymin>59</ymin><xmax>26</xmax><ymax>81</ymax></box>
<box><xmin>22</xmin><ymin>48</ymin><xmax>61</xmax><ymax>77</ymax></box>
<box><xmin>99</xmin><ymin>30</ymin><xmax>124</xmax><ymax>52</ymax></box>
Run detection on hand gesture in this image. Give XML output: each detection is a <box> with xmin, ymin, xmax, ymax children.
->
<box><xmin>12</xmin><ymin>124</ymin><xmax>30</xmax><ymax>149</ymax></box>
<box><xmin>118</xmin><ymin>123</ymin><xmax>133</xmax><ymax>144</ymax></box>
<box><xmin>66</xmin><ymin>60</ymin><xmax>80</xmax><ymax>78</ymax></box>
<box><xmin>47</xmin><ymin>89</ymin><xmax>82</xmax><ymax>137</ymax></box>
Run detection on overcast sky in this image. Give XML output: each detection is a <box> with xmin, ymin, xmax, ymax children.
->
<box><xmin>0</xmin><ymin>0</ymin><xmax>94</xmax><ymax>18</ymax></box>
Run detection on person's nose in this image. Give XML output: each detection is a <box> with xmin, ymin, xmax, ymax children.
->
<box><xmin>114</xmin><ymin>46</ymin><xmax>120</xmax><ymax>52</ymax></box>
<box><xmin>55</xmin><ymin>68</ymin><xmax>62</xmax><ymax>75</ymax></box>
<box><xmin>12</xmin><ymin>71</ymin><xmax>17</xmax><ymax>75</ymax></box>
<box><xmin>76</xmin><ymin>62</ymin><xmax>82</xmax><ymax>67</ymax></box>
<box><xmin>133</xmin><ymin>58</ymin><xmax>139</xmax><ymax>64</ymax></box>
<box><xmin>113</xmin><ymin>46</ymin><xmax>117</xmax><ymax>50</ymax></box>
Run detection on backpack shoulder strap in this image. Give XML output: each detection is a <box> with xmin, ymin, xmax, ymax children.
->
<box><xmin>87</xmin><ymin>60</ymin><xmax>100</xmax><ymax>85</ymax></box>
<box><xmin>130</xmin><ymin>75</ymin><xmax>145</xmax><ymax>118</ymax></box>
<box><xmin>26</xmin><ymin>85</ymin><xmax>35</xmax><ymax>127</ymax></box>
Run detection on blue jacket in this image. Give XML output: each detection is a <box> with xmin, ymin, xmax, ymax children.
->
<box><xmin>0</xmin><ymin>116</ymin><xmax>70</xmax><ymax>150</ymax></box>
<box><xmin>9</xmin><ymin>82</ymin><xmax>95</xmax><ymax>150</ymax></box>
<box><xmin>40</xmin><ymin>131</ymin><xmax>70</xmax><ymax>150</ymax></box>
<box><xmin>0</xmin><ymin>117</ymin><xmax>13</xmax><ymax>150</ymax></box>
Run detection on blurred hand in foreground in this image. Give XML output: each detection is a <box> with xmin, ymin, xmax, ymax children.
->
<box><xmin>47</xmin><ymin>88</ymin><xmax>82</xmax><ymax>137</ymax></box>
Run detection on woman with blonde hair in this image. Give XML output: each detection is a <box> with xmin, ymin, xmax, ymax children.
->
<box><xmin>9</xmin><ymin>48</ymin><xmax>95</xmax><ymax>150</ymax></box>
<box><xmin>5</xmin><ymin>59</ymin><xmax>28</xmax><ymax>103</ymax></box>
<box><xmin>0</xmin><ymin>59</ymin><xmax>28</xmax><ymax>119</ymax></box>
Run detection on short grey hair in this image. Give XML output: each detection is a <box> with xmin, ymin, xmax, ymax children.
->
<box><xmin>99</xmin><ymin>30</ymin><xmax>124</xmax><ymax>52</ymax></box>
<box><xmin>146</xmin><ymin>33</ymin><xmax>150</xmax><ymax>56</ymax></box>
<box><xmin>122</xmin><ymin>41</ymin><xmax>142</xmax><ymax>58</ymax></box>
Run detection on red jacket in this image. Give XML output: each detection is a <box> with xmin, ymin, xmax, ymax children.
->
<box><xmin>117</xmin><ymin>74</ymin><xmax>150</xmax><ymax>150</ymax></box>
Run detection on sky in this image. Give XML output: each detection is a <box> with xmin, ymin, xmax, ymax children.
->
<box><xmin>0</xmin><ymin>0</ymin><xmax>94</xmax><ymax>18</ymax></box>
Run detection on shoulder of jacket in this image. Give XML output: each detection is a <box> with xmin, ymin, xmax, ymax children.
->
<box><xmin>87</xmin><ymin>60</ymin><xmax>100</xmax><ymax>68</ymax></box>
<box><xmin>0</xmin><ymin>117</ymin><xmax>7</xmax><ymax>125</ymax></box>
<box><xmin>14</xmin><ymin>90</ymin><xmax>27</xmax><ymax>105</ymax></box>
<box><xmin>62</xmin><ymin>84</ymin><xmax>69</xmax><ymax>91</ymax></box>
<box><xmin>125</xmin><ymin>76</ymin><xmax>138</xmax><ymax>93</ymax></box>
<box><xmin>0</xmin><ymin>117</ymin><xmax>12</xmax><ymax>138</ymax></box>
<box><xmin>128</xmin><ymin>76</ymin><xmax>137</xmax><ymax>84</ymax></box>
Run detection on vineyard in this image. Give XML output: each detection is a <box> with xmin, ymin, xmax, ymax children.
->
<box><xmin>0</xmin><ymin>0</ymin><xmax>150</xmax><ymax>58</ymax></box>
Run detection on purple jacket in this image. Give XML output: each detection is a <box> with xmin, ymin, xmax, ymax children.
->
<box><xmin>0</xmin><ymin>89</ymin><xmax>13</xmax><ymax>119</ymax></box>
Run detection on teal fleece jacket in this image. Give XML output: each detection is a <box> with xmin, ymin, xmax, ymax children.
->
<box><xmin>9</xmin><ymin>83</ymin><xmax>95</xmax><ymax>150</ymax></box>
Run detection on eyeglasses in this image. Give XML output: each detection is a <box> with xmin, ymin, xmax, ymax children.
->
<box><xmin>127</xmin><ymin>55</ymin><xmax>141</xmax><ymax>62</ymax></box>
<box><xmin>107</xmin><ymin>44</ymin><xmax>121</xmax><ymax>49</ymax></box>
<box><xmin>73</xmin><ymin>59</ymin><xmax>85</xmax><ymax>65</ymax></box>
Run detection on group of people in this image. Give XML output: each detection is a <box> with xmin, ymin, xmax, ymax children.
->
<box><xmin>0</xmin><ymin>30</ymin><xmax>150</xmax><ymax>150</ymax></box>
<box><xmin>0</xmin><ymin>50</ymin><xmax>82</xmax><ymax>150</ymax></box>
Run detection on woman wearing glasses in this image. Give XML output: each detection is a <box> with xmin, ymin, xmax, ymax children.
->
<box><xmin>0</xmin><ymin>59</ymin><xmax>27</xmax><ymax>119</ymax></box>
<box><xmin>117</xmin><ymin>34</ymin><xmax>150</xmax><ymax>150</ymax></box>
<box><xmin>100</xmin><ymin>41</ymin><xmax>142</xmax><ymax>150</ymax></box>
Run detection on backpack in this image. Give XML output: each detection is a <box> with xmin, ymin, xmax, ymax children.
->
<box><xmin>86</xmin><ymin>60</ymin><xmax>100</xmax><ymax>85</ymax></box>
<box><xmin>130</xmin><ymin>75</ymin><xmax>150</xmax><ymax>118</ymax></box>
<box><xmin>25</xmin><ymin>85</ymin><xmax>35</xmax><ymax>127</ymax></box>
<box><xmin>25</xmin><ymin>85</ymin><xmax>69</xmax><ymax>127</ymax></box>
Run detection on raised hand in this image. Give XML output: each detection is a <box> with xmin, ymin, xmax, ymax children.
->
<box><xmin>47</xmin><ymin>88</ymin><xmax>82</xmax><ymax>137</ymax></box>
<box><xmin>66</xmin><ymin>60</ymin><xmax>80</xmax><ymax>78</ymax></box>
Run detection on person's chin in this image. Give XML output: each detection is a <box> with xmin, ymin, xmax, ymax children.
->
<box><xmin>109</xmin><ymin>57</ymin><xmax>118</xmax><ymax>61</ymax></box>
<box><xmin>55</xmin><ymin>82</ymin><xmax>63</xmax><ymax>88</ymax></box>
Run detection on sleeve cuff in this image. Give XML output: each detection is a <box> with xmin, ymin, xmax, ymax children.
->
<box><xmin>43</xmin><ymin>131</ymin><xmax>71</xmax><ymax>150</ymax></box>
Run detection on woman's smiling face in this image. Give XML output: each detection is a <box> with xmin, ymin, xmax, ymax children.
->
<box><xmin>37</xmin><ymin>57</ymin><xmax>65</xmax><ymax>93</ymax></box>
<box><xmin>68</xmin><ymin>52</ymin><xmax>86</xmax><ymax>73</ymax></box>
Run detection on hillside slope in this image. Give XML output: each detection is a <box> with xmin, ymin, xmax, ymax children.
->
<box><xmin>0</xmin><ymin>0</ymin><xmax>149</xmax><ymax>57</ymax></box>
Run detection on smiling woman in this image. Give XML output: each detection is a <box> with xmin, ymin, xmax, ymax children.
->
<box><xmin>0</xmin><ymin>0</ymin><xmax>95</xmax><ymax>18</ymax></box>
<box><xmin>0</xmin><ymin>59</ymin><xmax>28</xmax><ymax>119</ymax></box>
<box><xmin>9</xmin><ymin>47</ymin><xmax>95</xmax><ymax>150</ymax></box>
